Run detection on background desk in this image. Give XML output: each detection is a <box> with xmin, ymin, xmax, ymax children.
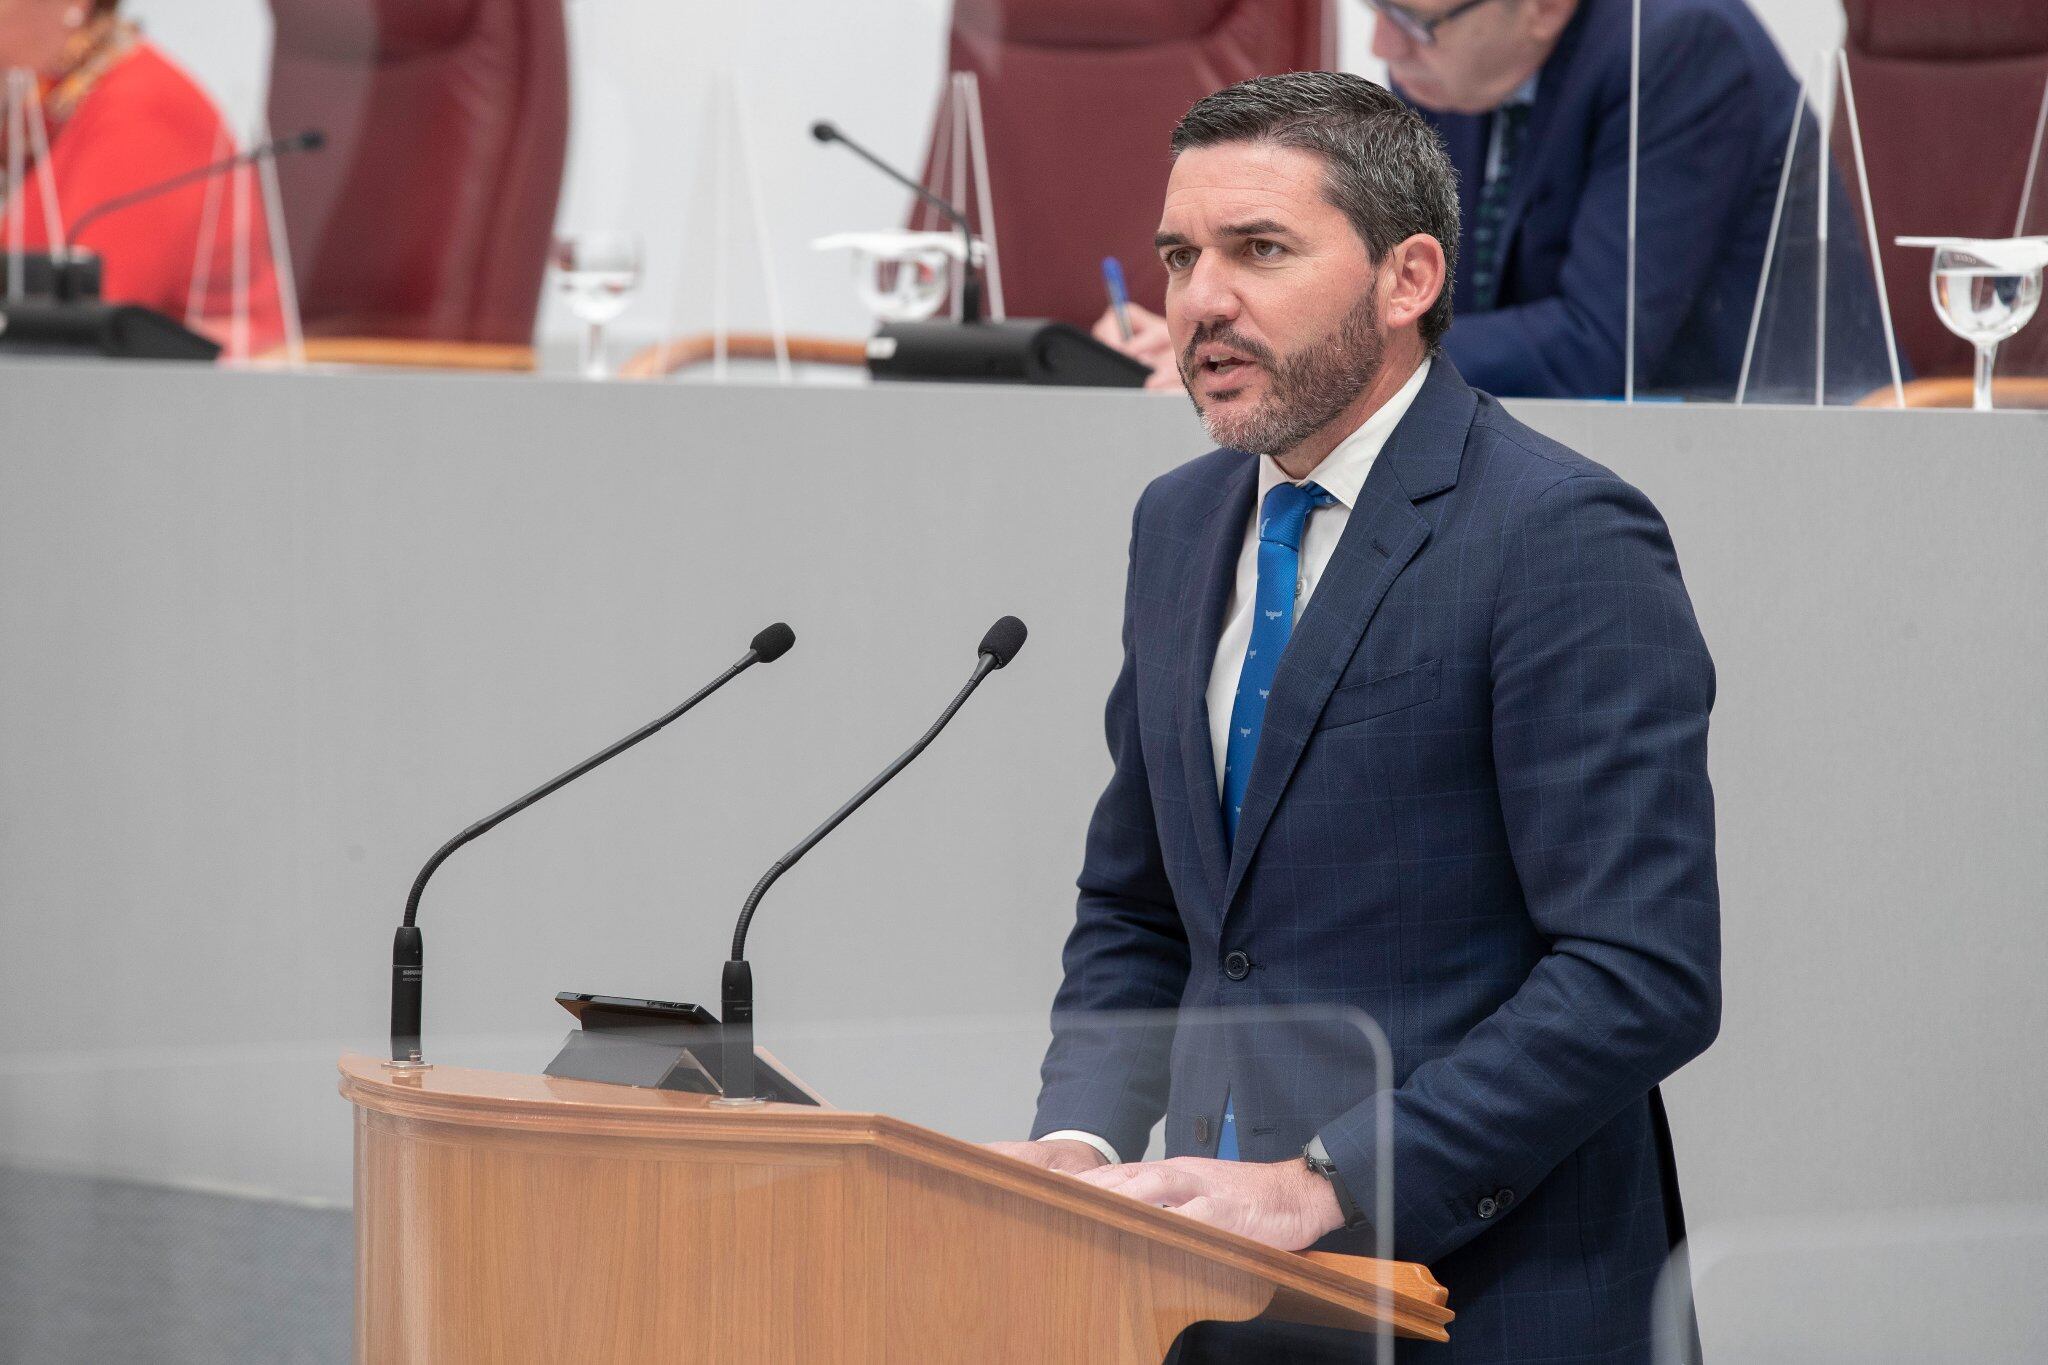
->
<box><xmin>1</xmin><ymin>362</ymin><xmax>2044</xmax><ymax>1359</ymax></box>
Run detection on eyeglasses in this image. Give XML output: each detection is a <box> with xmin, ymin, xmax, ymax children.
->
<box><xmin>1364</xmin><ymin>0</ymin><xmax>1511</xmax><ymax>48</ymax></box>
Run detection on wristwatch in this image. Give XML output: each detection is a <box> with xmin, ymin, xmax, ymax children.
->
<box><xmin>1303</xmin><ymin>1134</ymin><xmax>1371</xmax><ymax>1232</ymax></box>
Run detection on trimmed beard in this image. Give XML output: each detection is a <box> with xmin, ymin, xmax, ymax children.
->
<box><xmin>1183</xmin><ymin>283</ymin><xmax>1386</xmax><ymax>459</ymax></box>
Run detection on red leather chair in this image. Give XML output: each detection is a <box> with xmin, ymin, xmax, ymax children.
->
<box><xmin>265</xmin><ymin>0</ymin><xmax>568</xmax><ymax>346</ymax></box>
<box><xmin>1838</xmin><ymin>0</ymin><xmax>2048</xmax><ymax>379</ymax></box>
<box><xmin>922</xmin><ymin>0</ymin><xmax>1333</xmax><ymax>329</ymax></box>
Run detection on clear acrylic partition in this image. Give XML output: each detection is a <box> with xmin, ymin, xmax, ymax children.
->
<box><xmin>748</xmin><ymin>1005</ymin><xmax>1404</xmax><ymax>1361</ymax></box>
<box><xmin>1622</xmin><ymin>0</ymin><xmax>1880</xmax><ymax>404</ymax></box>
<box><xmin>545</xmin><ymin>0</ymin><xmax>960</xmax><ymax>383</ymax></box>
<box><xmin>1654</xmin><ymin>1207</ymin><xmax>2048</xmax><ymax>1362</ymax></box>
<box><xmin>1729</xmin><ymin>40</ymin><xmax>1902</xmax><ymax>408</ymax></box>
<box><xmin>0</xmin><ymin>1036</ymin><xmax>357</xmax><ymax>1361</ymax></box>
<box><xmin>0</xmin><ymin>1007</ymin><xmax>1402</xmax><ymax>1362</ymax></box>
<box><xmin>1629</xmin><ymin>0</ymin><xmax>2048</xmax><ymax>406</ymax></box>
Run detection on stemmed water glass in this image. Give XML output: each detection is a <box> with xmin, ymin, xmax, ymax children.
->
<box><xmin>1897</xmin><ymin>236</ymin><xmax>2047</xmax><ymax>412</ymax></box>
<box><xmin>550</xmin><ymin>232</ymin><xmax>643</xmax><ymax>380</ymax></box>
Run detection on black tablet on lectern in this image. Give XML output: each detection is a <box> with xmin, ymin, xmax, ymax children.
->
<box><xmin>544</xmin><ymin>991</ymin><xmax>819</xmax><ymax>1106</ymax></box>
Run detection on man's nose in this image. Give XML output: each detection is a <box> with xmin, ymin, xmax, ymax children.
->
<box><xmin>1177</xmin><ymin>254</ymin><xmax>1242</xmax><ymax>330</ymax></box>
<box><xmin>1369</xmin><ymin>13</ymin><xmax>1414</xmax><ymax>62</ymax></box>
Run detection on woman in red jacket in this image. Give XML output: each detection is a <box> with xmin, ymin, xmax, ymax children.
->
<box><xmin>0</xmin><ymin>0</ymin><xmax>284</xmax><ymax>355</ymax></box>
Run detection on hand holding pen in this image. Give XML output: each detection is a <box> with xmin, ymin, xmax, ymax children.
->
<box><xmin>1093</xmin><ymin>256</ymin><xmax>1179</xmax><ymax>390</ymax></box>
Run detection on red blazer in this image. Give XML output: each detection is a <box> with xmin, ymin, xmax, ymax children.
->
<box><xmin>11</xmin><ymin>42</ymin><xmax>284</xmax><ymax>356</ymax></box>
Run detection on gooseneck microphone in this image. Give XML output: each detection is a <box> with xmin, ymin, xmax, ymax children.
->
<box><xmin>389</xmin><ymin>622</ymin><xmax>796</xmax><ymax>1064</ymax></box>
<box><xmin>811</xmin><ymin>118</ymin><xmax>982</xmax><ymax>324</ymax></box>
<box><xmin>719</xmin><ymin>616</ymin><xmax>1027</xmax><ymax>1100</ymax></box>
<box><xmin>67</xmin><ymin>129</ymin><xmax>327</xmax><ymax>241</ymax></box>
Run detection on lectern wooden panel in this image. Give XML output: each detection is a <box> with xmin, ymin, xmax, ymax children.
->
<box><xmin>340</xmin><ymin>1054</ymin><xmax>1450</xmax><ymax>1362</ymax></box>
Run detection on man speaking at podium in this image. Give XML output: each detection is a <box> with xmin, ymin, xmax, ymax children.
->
<box><xmin>992</xmin><ymin>74</ymin><xmax>1719</xmax><ymax>1361</ymax></box>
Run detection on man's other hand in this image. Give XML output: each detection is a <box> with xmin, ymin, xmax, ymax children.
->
<box><xmin>1091</xmin><ymin>302</ymin><xmax>1183</xmax><ymax>391</ymax></box>
<box><xmin>1075</xmin><ymin>1156</ymin><xmax>1345</xmax><ymax>1251</ymax></box>
<box><xmin>985</xmin><ymin>1138</ymin><xmax>1112</xmax><ymax>1174</ymax></box>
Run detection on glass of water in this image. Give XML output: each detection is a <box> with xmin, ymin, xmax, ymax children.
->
<box><xmin>551</xmin><ymin>232</ymin><xmax>643</xmax><ymax>380</ymax></box>
<box><xmin>1900</xmin><ymin>236</ymin><xmax>2047</xmax><ymax>411</ymax></box>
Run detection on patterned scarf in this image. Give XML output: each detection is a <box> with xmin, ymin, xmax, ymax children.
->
<box><xmin>1</xmin><ymin>16</ymin><xmax>140</xmax><ymax>174</ymax></box>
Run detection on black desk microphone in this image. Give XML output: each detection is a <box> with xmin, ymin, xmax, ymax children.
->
<box><xmin>389</xmin><ymin>623</ymin><xmax>796</xmax><ymax>1065</ymax></box>
<box><xmin>807</xmin><ymin>118</ymin><xmax>1146</xmax><ymax>387</ymax></box>
<box><xmin>812</xmin><ymin>119</ymin><xmax>981</xmax><ymax>324</ymax></box>
<box><xmin>68</xmin><ymin>129</ymin><xmax>326</xmax><ymax>240</ymax></box>
<box><xmin>719</xmin><ymin>616</ymin><xmax>1027</xmax><ymax>1100</ymax></box>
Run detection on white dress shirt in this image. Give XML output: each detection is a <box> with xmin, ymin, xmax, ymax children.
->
<box><xmin>1041</xmin><ymin>358</ymin><xmax>1431</xmax><ymax>1166</ymax></box>
<box><xmin>1204</xmin><ymin>357</ymin><xmax>1431</xmax><ymax>794</ymax></box>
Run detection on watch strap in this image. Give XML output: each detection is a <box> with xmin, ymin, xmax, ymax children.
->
<box><xmin>1304</xmin><ymin>1133</ymin><xmax>1371</xmax><ymax>1232</ymax></box>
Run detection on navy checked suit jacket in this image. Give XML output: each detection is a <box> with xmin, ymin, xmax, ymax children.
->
<box><xmin>1032</xmin><ymin>360</ymin><xmax>1720</xmax><ymax>1361</ymax></box>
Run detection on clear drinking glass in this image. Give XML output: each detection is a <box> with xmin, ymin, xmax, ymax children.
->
<box><xmin>1898</xmin><ymin>236</ymin><xmax>2047</xmax><ymax>411</ymax></box>
<box><xmin>551</xmin><ymin>231</ymin><xmax>643</xmax><ymax>379</ymax></box>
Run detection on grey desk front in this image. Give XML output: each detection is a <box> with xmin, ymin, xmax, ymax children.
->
<box><xmin>0</xmin><ymin>362</ymin><xmax>2042</xmax><ymax>1279</ymax></box>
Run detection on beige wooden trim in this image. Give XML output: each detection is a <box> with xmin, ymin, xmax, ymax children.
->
<box><xmin>282</xmin><ymin>338</ymin><xmax>539</xmax><ymax>371</ymax></box>
<box><xmin>1856</xmin><ymin>375</ymin><xmax>2048</xmax><ymax>408</ymax></box>
<box><xmin>620</xmin><ymin>332</ymin><xmax>869</xmax><ymax>379</ymax></box>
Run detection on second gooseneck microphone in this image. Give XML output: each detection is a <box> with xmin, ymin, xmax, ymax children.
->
<box><xmin>68</xmin><ymin>129</ymin><xmax>327</xmax><ymax>241</ymax></box>
<box><xmin>390</xmin><ymin>622</ymin><xmax>795</xmax><ymax>1065</ymax></box>
<box><xmin>811</xmin><ymin>119</ymin><xmax>982</xmax><ymax>324</ymax></box>
<box><xmin>720</xmin><ymin>616</ymin><xmax>1028</xmax><ymax>1100</ymax></box>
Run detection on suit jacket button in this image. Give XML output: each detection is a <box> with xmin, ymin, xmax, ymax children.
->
<box><xmin>1195</xmin><ymin>1115</ymin><xmax>1211</xmax><ymax>1145</ymax></box>
<box><xmin>1476</xmin><ymin>1196</ymin><xmax>1498</xmax><ymax>1219</ymax></box>
<box><xmin>1496</xmin><ymin>1188</ymin><xmax>1515</xmax><ymax>1209</ymax></box>
<box><xmin>1222</xmin><ymin>951</ymin><xmax>1252</xmax><ymax>981</ymax></box>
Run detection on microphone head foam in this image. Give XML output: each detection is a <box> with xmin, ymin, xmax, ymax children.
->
<box><xmin>810</xmin><ymin>120</ymin><xmax>838</xmax><ymax>144</ymax></box>
<box><xmin>978</xmin><ymin>615</ymin><xmax>1028</xmax><ymax>669</ymax></box>
<box><xmin>751</xmin><ymin>622</ymin><xmax>796</xmax><ymax>663</ymax></box>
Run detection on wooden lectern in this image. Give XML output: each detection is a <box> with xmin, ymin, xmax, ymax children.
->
<box><xmin>340</xmin><ymin>1054</ymin><xmax>1450</xmax><ymax>1361</ymax></box>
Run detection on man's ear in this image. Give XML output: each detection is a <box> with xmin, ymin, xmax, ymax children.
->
<box><xmin>1526</xmin><ymin>0</ymin><xmax>1579</xmax><ymax>44</ymax></box>
<box><xmin>1381</xmin><ymin>233</ymin><xmax>1448</xmax><ymax>336</ymax></box>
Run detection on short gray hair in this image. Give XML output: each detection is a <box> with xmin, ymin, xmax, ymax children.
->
<box><xmin>1171</xmin><ymin>71</ymin><xmax>1460</xmax><ymax>348</ymax></box>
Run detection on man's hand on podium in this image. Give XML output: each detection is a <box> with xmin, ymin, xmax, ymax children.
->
<box><xmin>985</xmin><ymin>1138</ymin><xmax>1112</xmax><ymax>1175</ymax></box>
<box><xmin>1075</xmin><ymin>1157</ymin><xmax>1346</xmax><ymax>1252</ymax></box>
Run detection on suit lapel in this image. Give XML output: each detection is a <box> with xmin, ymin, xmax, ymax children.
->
<box><xmin>1428</xmin><ymin>111</ymin><xmax>1487</xmax><ymax>315</ymax></box>
<box><xmin>1176</xmin><ymin>456</ymin><xmax>1257</xmax><ymax>911</ymax></box>
<box><xmin>1218</xmin><ymin>362</ymin><xmax>1479</xmax><ymax>921</ymax></box>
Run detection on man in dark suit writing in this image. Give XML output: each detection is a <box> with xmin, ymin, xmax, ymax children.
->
<box><xmin>1371</xmin><ymin>0</ymin><xmax>1810</xmax><ymax>398</ymax></box>
<box><xmin>995</xmin><ymin>71</ymin><xmax>1720</xmax><ymax>1360</ymax></box>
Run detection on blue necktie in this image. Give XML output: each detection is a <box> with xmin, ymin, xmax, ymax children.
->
<box><xmin>1215</xmin><ymin>478</ymin><xmax>1334</xmax><ymax>1161</ymax></box>
<box><xmin>1220</xmin><ymin>479</ymin><xmax>1336</xmax><ymax>844</ymax></box>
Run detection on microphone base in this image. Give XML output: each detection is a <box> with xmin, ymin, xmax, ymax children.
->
<box><xmin>0</xmin><ymin>299</ymin><xmax>221</xmax><ymax>361</ymax></box>
<box><xmin>379</xmin><ymin>1058</ymin><xmax>434</xmax><ymax>1073</ymax></box>
<box><xmin>866</xmin><ymin>319</ymin><xmax>1150</xmax><ymax>388</ymax></box>
<box><xmin>4</xmin><ymin>250</ymin><xmax>103</xmax><ymax>302</ymax></box>
<box><xmin>708</xmin><ymin>1095</ymin><xmax>768</xmax><ymax>1109</ymax></box>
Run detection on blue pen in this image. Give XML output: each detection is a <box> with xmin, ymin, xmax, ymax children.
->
<box><xmin>1101</xmin><ymin>256</ymin><xmax>1134</xmax><ymax>342</ymax></box>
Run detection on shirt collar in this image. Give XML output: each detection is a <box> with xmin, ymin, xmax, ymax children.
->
<box><xmin>1506</xmin><ymin>74</ymin><xmax>1538</xmax><ymax>107</ymax></box>
<box><xmin>1256</xmin><ymin>357</ymin><xmax>1431</xmax><ymax>511</ymax></box>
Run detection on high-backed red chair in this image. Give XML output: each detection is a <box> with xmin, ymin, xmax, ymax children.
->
<box><xmin>1838</xmin><ymin>0</ymin><xmax>2048</xmax><ymax>381</ymax></box>
<box><xmin>921</xmin><ymin>0</ymin><xmax>1333</xmax><ymax>329</ymax></box>
<box><xmin>266</xmin><ymin>0</ymin><xmax>568</xmax><ymax>347</ymax></box>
